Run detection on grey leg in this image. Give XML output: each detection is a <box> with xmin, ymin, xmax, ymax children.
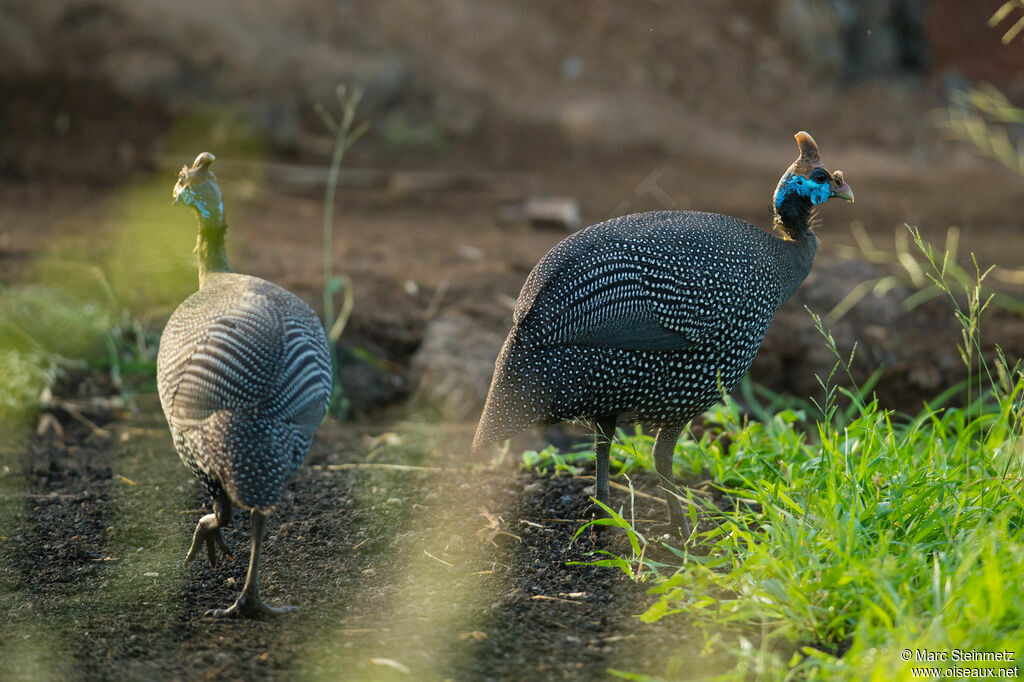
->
<box><xmin>653</xmin><ymin>424</ymin><xmax>689</xmax><ymax>535</ymax></box>
<box><xmin>184</xmin><ymin>490</ymin><xmax>234</xmax><ymax>568</ymax></box>
<box><xmin>593</xmin><ymin>415</ymin><xmax>618</xmax><ymax>511</ymax></box>
<box><xmin>206</xmin><ymin>509</ymin><xmax>295</xmax><ymax>618</ymax></box>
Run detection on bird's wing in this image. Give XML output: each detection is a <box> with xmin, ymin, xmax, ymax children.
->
<box><xmin>559</xmin><ymin>310</ymin><xmax>697</xmax><ymax>351</ymax></box>
<box><xmin>158</xmin><ymin>280</ymin><xmax>332</xmax><ymax>433</ymax></box>
<box><xmin>515</xmin><ymin>236</ymin><xmax>704</xmax><ymax>351</ymax></box>
<box><xmin>270</xmin><ymin>306</ymin><xmax>333</xmax><ymax>438</ymax></box>
<box><xmin>516</xmin><ymin>231</ymin><xmax>768</xmax><ymax>352</ymax></box>
<box><xmin>158</xmin><ymin>289</ymin><xmax>285</xmax><ymax>426</ymax></box>
<box><xmin>622</xmin><ymin>238</ymin><xmax>743</xmax><ymax>344</ymax></box>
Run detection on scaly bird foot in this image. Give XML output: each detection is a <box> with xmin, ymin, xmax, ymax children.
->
<box><xmin>204</xmin><ymin>592</ymin><xmax>296</xmax><ymax>619</ymax></box>
<box><xmin>184</xmin><ymin>513</ymin><xmax>234</xmax><ymax>569</ymax></box>
<box><xmin>583</xmin><ymin>498</ymin><xmax>626</xmax><ymax>540</ymax></box>
<box><xmin>583</xmin><ymin>499</ymin><xmax>612</xmax><ymax>520</ymax></box>
<box><xmin>650</xmin><ymin>512</ymin><xmax>692</xmax><ymax>542</ymax></box>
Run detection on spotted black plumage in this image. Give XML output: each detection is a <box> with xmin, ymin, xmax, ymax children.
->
<box><xmin>472</xmin><ymin>132</ymin><xmax>854</xmax><ymax>533</ymax></box>
<box><xmin>157</xmin><ymin>152</ymin><xmax>332</xmax><ymax>618</ymax></box>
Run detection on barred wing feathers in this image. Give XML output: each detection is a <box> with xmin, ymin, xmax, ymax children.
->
<box><xmin>514</xmin><ymin>211</ymin><xmax>779</xmax><ymax>352</ymax></box>
<box><xmin>157</xmin><ymin>275</ymin><xmax>331</xmax><ymax>436</ymax></box>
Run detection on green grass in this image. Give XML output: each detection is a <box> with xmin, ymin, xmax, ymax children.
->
<box><xmin>617</xmin><ymin>385</ymin><xmax>1024</xmax><ymax>680</ymax></box>
<box><xmin>0</xmin><ymin>283</ymin><xmax>158</xmax><ymax>427</ymax></box>
<box><xmin>526</xmin><ymin>230</ymin><xmax>1024</xmax><ymax>680</ymax></box>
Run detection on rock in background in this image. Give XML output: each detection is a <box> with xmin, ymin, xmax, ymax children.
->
<box><xmin>408</xmin><ymin>312</ymin><xmax>505</xmax><ymax>423</ymax></box>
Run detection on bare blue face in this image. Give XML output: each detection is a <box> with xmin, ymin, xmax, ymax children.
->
<box><xmin>173</xmin><ymin>172</ymin><xmax>224</xmax><ymax>221</ymax></box>
<box><xmin>773</xmin><ymin>171</ymin><xmax>832</xmax><ymax>209</ymax></box>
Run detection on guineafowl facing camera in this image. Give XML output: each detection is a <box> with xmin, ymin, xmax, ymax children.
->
<box><xmin>157</xmin><ymin>153</ymin><xmax>332</xmax><ymax>618</ymax></box>
<box><xmin>473</xmin><ymin>132</ymin><xmax>854</xmax><ymax>535</ymax></box>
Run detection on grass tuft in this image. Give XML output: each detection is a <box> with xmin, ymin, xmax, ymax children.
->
<box><xmin>0</xmin><ymin>281</ymin><xmax>158</xmax><ymax>426</ymax></box>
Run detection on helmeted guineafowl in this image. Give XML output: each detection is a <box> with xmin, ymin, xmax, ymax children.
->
<box><xmin>472</xmin><ymin>132</ymin><xmax>853</xmax><ymax>533</ymax></box>
<box><xmin>157</xmin><ymin>152</ymin><xmax>332</xmax><ymax>617</ymax></box>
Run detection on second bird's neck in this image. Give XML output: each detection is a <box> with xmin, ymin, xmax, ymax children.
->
<box><xmin>773</xmin><ymin>193</ymin><xmax>816</xmax><ymax>241</ymax></box>
<box><xmin>772</xmin><ymin>195</ymin><xmax>819</xmax><ymax>301</ymax></box>
<box><xmin>195</xmin><ymin>214</ymin><xmax>234</xmax><ymax>287</ymax></box>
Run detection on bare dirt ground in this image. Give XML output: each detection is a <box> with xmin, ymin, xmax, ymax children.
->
<box><xmin>3</xmin><ymin>400</ymin><xmax>725</xmax><ymax>681</ymax></box>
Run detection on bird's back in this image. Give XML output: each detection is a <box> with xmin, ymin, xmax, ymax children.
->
<box><xmin>473</xmin><ymin>210</ymin><xmax>814</xmax><ymax>449</ymax></box>
<box><xmin>515</xmin><ymin>211</ymin><xmax>792</xmax><ymax>344</ymax></box>
<box><xmin>157</xmin><ymin>272</ymin><xmax>332</xmax><ymax>509</ymax></box>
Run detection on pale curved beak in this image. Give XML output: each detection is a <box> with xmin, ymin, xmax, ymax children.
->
<box><xmin>831</xmin><ymin>183</ymin><xmax>854</xmax><ymax>203</ymax></box>
<box><xmin>830</xmin><ymin>170</ymin><xmax>854</xmax><ymax>203</ymax></box>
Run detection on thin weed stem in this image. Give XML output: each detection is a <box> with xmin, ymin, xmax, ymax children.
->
<box><xmin>316</xmin><ymin>84</ymin><xmax>370</xmax><ymax>417</ymax></box>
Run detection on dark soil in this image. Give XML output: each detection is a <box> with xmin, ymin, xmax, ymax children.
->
<box><xmin>0</xmin><ymin>399</ymin><xmax>723</xmax><ymax>681</ymax></box>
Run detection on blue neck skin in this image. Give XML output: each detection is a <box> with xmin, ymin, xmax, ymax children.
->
<box><xmin>178</xmin><ymin>182</ymin><xmax>232</xmax><ymax>283</ymax></box>
<box><xmin>178</xmin><ymin>183</ymin><xmax>224</xmax><ymax>223</ymax></box>
<box><xmin>773</xmin><ymin>173</ymin><xmax>830</xmax><ymax>210</ymax></box>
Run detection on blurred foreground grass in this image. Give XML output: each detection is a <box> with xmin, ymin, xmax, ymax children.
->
<box><xmin>0</xmin><ymin>171</ymin><xmax>246</xmax><ymax>430</ymax></box>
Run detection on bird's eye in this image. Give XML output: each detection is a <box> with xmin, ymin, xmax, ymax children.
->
<box><xmin>810</xmin><ymin>168</ymin><xmax>830</xmax><ymax>184</ymax></box>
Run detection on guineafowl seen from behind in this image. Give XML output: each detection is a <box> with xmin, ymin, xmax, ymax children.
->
<box><xmin>157</xmin><ymin>152</ymin><xmax>332</xmax><ymax>617</ymax></box>
<box><xmin>472</xmin><ymin>132</ymin><xmax>854</xmax><ymax>534</ymax></box>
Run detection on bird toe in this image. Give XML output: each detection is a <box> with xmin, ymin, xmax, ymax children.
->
<box><xmin>184</xmin><ymin>514</ymin><xmax>233</xmax><ymax>569</ymax></box>
<box><xmin>204</xmin><ymin>594</ymin><xmax>296</xmax><ymax>619</ymax></box>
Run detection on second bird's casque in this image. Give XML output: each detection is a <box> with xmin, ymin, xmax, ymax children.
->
<box><xmin>472</xmin><ymin>132</ymin><xmax>854</xmax><ymax>532</ymax></box>
<box><xmin>157</xmin><ymin>152</ymin><xmax>333</xmax><ymax>618</ymax></box>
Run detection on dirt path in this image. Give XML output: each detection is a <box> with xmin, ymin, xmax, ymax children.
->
<box><xmin>0</xmin><ymin>398</ymin><xmax>720</xmax><ymax>680</ymax></box>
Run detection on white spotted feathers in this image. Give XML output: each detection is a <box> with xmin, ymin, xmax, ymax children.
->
<box><xmin>471</xmin><ymin>210</ymin><xmax>815</xmax><ymax>450</ymax></box>
<box><xmin>472</xmin><ymin>132</ymin><xmax>853</xmax><ymax>455</ymax></box>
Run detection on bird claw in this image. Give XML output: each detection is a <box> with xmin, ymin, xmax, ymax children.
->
<box><xmin>650</xmin><ymin>515</ymin><xmax>692</xmax><ymax>543</ymax></box>
<box><xmin>204</xmin><ymin>593</ymin><xmax>296</xmax><ymax>619</ymax></box>
<box><xmin>583</xmin><ymin>500</ymin><xmax>608</xmax><ymax>519</ymax></box>
<box><xmin>183</xmin><ymin>513</ymin><xmax>234</xmax><ymax>569</ymax></box>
